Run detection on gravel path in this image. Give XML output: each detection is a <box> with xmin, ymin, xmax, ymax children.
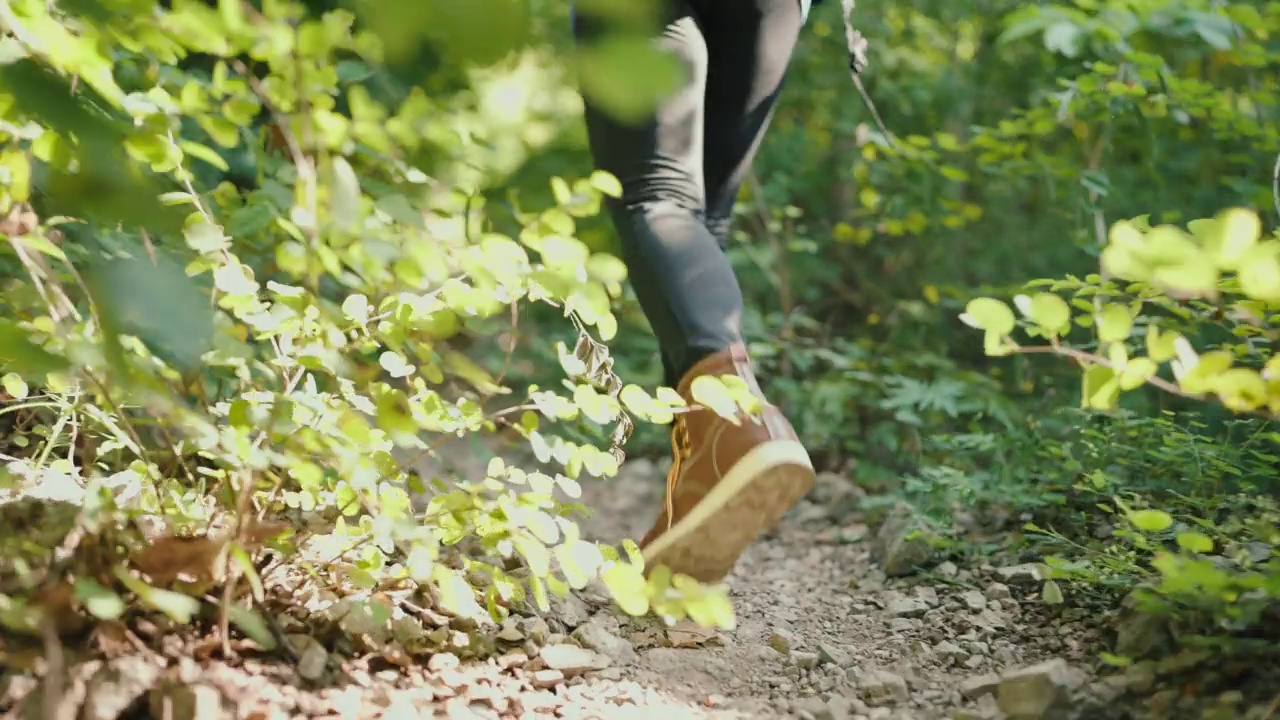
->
<box><xmin>4</xmin><ymin>451</ymin><xmax>1275</xmax><ymax>720</ymax></box>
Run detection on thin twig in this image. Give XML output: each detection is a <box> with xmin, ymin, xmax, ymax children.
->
<box><xmin>1010</xmin><ymin>344</ymin><xmax>1277</xmax><ymax>421</ymax></box>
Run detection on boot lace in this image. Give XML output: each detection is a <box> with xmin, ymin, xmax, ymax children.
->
<box><xmin>664</xmin><ymin>415</ymin><xmax>691</xmax><ymax>531</ymax></box>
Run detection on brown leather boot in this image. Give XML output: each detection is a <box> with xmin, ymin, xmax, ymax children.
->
<box><xmin>639</xmin><ymin>344</ymin><xmax>815</xmax><ymax>583</ymax></box>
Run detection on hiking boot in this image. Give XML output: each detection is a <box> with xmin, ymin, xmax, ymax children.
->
<box><xmin>639</xmin><ymin>344</ymin><xmax>815</xmax><ymax>583</ymax></box>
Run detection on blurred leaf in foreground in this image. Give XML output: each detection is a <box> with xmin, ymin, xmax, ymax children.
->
<box><xmin>85</xmin><ymin>249</ymin><xmax>215</xmax><ymax>373</ymax></box>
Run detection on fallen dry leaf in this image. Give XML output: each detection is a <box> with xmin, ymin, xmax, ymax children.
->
<box><xmin>132</xmin><ymin>535</ymin><xmax>230</xmax><ymax>588</ymax></box>
<box><xmin>664</xmin><ymin>619</ymin><xmax>718</xmax><ymax>648</ymax></box>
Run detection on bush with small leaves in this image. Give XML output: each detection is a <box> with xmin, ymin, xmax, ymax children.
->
<box><xmin>0</xmin><ymin>0</ymin><xmax>739</xmax><ymax>645</ymax></box>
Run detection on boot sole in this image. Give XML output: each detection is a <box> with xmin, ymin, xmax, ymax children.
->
<box><xmin>641</xmin><ymin>439</ymin><xmax>815</xmax><ymax>584</ymax></box>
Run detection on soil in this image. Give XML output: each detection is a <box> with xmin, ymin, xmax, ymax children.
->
<box><xmin>1</xmin><ymin>452</ymin><xmax>1276</xmax><ymax>720</ymax></box>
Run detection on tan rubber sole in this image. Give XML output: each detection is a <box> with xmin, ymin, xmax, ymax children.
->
<box><xmin>641</xmin><ymin>440</ymin><xmax>815</xmax><ymax>583</ymax></box>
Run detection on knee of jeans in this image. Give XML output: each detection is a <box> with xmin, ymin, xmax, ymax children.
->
<box><xmin>616</xmin><ymin>196</ymin><xmax>703</xmax><ymax>222</ymax></box>
<box><xmin>705</xmin><ymin>216</ymin><xmax>731</xmax><ymax>248</ymax></box>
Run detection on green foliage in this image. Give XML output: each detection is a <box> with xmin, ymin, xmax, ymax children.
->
<box><xmin>0</xmin><ymin>0</ymin><xmax>742</xmax><ymax>642</ymax></box>
<box><xmin>739</xmin><ymin>0</ymin><xmax>1280</xmax><ymax>660</ymax></box>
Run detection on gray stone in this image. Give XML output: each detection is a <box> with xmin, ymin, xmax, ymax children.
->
<box><xmin>959</xmin><ymin>590</ymin><xmax>987</xmax><ymax>612</ymax></box>
<box><xmin>820</xmin><ymin>642</ymin><xmax>856</xmax><ymax>668</ymax></box>
<box><xmin>873</xmin><ymin>507</ymin><xmax>934</xmax><ymax>577</ymax></box>
<box><xmin>997</xmin><ymin>659</ymin><xmax>1080</xmax><ymax>720</ymax></box>
<box><xmin>914</xmin><ymin>586</ymin><xmax>939</xmax><ymax>606</ymax></box>
<box><xmin>571</xmin><ymin>616</ymin><xmax>637</xmax><ymax>666</ymax></box>
<box><xmin>885</xmin><ymin>598</ymin><xmax>929</xmax><ymax>618</ymax></box>
<box><xmin>539</xmin><ymin>644</ymin><xmax>610</xmax><ymax>675</ymax></box>
<box><xmin>859</xmin><ymin>669</ymin><xmax>909</xmax><ymax>706</ymax></box>
<box><xmin>83</xmin><ymin>657</ymin><xmax>161</xmax><ymax>720</ymax></box>
<box><xmin>519</xmin><ymin>616</ymin><xmax>550</xmax><ymax>644</ymax></box>
<box><xmin>794</xmin><ymin>651</ymin><xmax>821</xmax><ymax>671</ymax></box>
<box><xmin>993</xmin><ymin>564</ymin><xmax>1042</xmax><ymax>586</ymax></box>
<box><xmin>959</xmin><ymin>673</ymin><xmax>1001</xmax><ymax>699</ymax></box>
<box><xmin>769</xmin><ymin>628</ymin><xmax>797</xmax><ymax>655</ymax></box>
<box><xmin>935</xmin><ymin>640</ymin><xmax>968</xmax><ymax>662</ymax></box>
<box><xmin>531</xmin><ymin>669</ymin><xmax>565</xmax><ymax>689</ymax></box>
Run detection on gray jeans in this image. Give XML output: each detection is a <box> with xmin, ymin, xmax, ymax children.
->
<box><xmin>573</xmin><ymin>0</ymin><xmax>808</xmax><ymax>387</ymax></box>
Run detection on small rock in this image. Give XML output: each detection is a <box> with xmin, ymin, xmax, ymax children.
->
<box><xmin>571</xmin><ymin>616</ymin><xmax>637</xmax><ymax>666</ymax></box>
<box><xmin>297</xmin><ymin>638</ymin><xmax>329</xmax><ymax>681</ymax></box>
<box><xmin>887</xmin><ymin>618</ymin><xmax>916</xmax><ymax>631</ymax></box>
<box><xmin>997</xmin><ymin>659</ymin><xmax>1080</xmax><ymax>720</ymax></box>
<box><xmin>819</xmin><ymin>642</ymin><xmax>856</xmax><ymax>668</ymax></box>
<box><xmin>531</xmin><ymin>669</ymin><xmax>565</xmax><ymax>689</ymax></box>
<box><xmin>959</xmin><ymin>673</ymin><xmax>1001</xmax><ymax>699</ymax></box>
<box><xmin>769</xmin><ymin>628</ymin><xmax>797</xmax><ymax>655</ymax></box>
<box><xmin>993</xmin><ymin>564</ymin><xmax>1042</xmax><ymax>586</ymax></box>
<box><xmin>793</xmin><ymin>651</ymin><xmax>820</xmax><ymax>670</ymax></box>
<box><xmin>937</xmin><ymin>561</ymin><xmax>959</xmax><ymax>578</ymax></box>
<box><xmin>519</xmin><ymin>617</ymin><xmax>551</xmax><ymax>644</ymax></box>
<box><xmin>83</xmin><ymin>656</ymin><xmax>160</xmax><ymax>720</ymax></box>
<box><xmin>914</xmin><ymin>586</ymin><xmax>939</xmax><ymax>606</ymax></box>
<box><xmin>496</xmin><ymin>619</ymin><xmax>524</xmax><ymax>642</ymax></box>
<box><xmin>539</xmin><ymin>644</ymin><xmax>610</xmax><ymax>675</ymax></box>
<box><xmin>427</xmin><ymin>652</ymin><xmax>461</xmax><ymax>673</ymax></box>
<box><xmin>935</xmin><ymin>640</ymin><xmax>967</xmax><ymax>662</ymax></box>
<box><xmin>885</xmin><ymin>599</ymin><xmax>929</xmax><ymax>618</ymax></box>
<box><xmin>497</xmin><ymin>652</ymin><xmax>527</xmax><ymax>669</ymax></box>
<box><xmin>799</xmin><ymin>695</ymin><xmax>855</xmax><ymax>720</ymax></box>
<box><xmin>149</xmin><ymin>683</ymin><xmax>233</xmax><ymax>720</ymax></box>
<box><xmin>986</xmin><ymin>583</ymin><xmax>1011</xmax><ymax>600</ymax></box>
<box><xmin>873</xmin><ymin>507</ymin><xmax>934</xmax><ymax>577</ymax></box>
<box><xmin>960</xmin><ymin>590</ymin><xmax>987</xmax><ymax>612</ymax></box>
<box><xmin>549</xmin><ymin>593</ymin><xmax>591</xmax><ymax>630</ymax></box>
<box><xmin>859</xmin><ymin>669</ymin><xmax>909</xmax><ymax>706</ymax></box>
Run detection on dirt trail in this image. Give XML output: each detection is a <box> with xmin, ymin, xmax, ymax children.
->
<box><xmin>563</xmin><ymin>459</ymin><xmax>1102</xmax><ymax>720</ymax></box>
<box><xmin>4</xmin><ymin>449</ymin><xmax>1271</xmax><ymax>720</ymax></box>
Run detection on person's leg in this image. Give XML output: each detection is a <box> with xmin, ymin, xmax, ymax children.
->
<box><xmin>702</xmin><ymin>0</ymin><xmax>809</xmax><ymax>248</ymax></box>
<box><xmin>573</xmin><ymin>3</ymin><xmax>745</xmax><ymax>390</ymax></box>
<box><xmin>623</xmin><ymin>0</ymin><xmax>815</xmax><ymax>583</ymax></box>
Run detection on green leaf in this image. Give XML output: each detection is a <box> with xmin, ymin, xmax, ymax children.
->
<box><xmin>0</xmin><ymin>319</ymin><xmax>69</xmax><ymax>375</ymax></box>
<box><xmin>601</xmin><ymin>562</ymin><xmax>649</xmax><ymax>616</ymax></box>
<box><xmin>1081</xmin><ymin>365</ymin><xmax>1119</xmax><ymax>409</ymax></box>
<box><xmin>1237</xmin><ymin>243</ymin><xmax>1280</xmax><ymax>302</ymax></box>
<box><xmin>184</xmin><ymin>222</ymin><xmax>230</xmax><ymax>254</ymax></box>
<box><xmin>589</xmin><ymin>170</ymin><xmax>623</xmax><ymax>198</ymax></box>
<box><xmin>329</xmin><ymin>156</ymin><xmax>361</xmax><ymax>229</ymax></box>
<box><xmin>116</xmin><ymin>568</ymin><xmax>201</xmax><ymax>623</ymax></box>
<box><xmin>1175</xmin><ymin>532</ymin><xmax>1214</xmax><ymax>553</ymax></box>
<box><xmin>433</xmin><ymin>565</ymin><xmax>486</xmax><ymax>620</ymax></box>
<box><xmin>87</xmin><ymin>251</ymin><xmax>215</xmax><ymax>372</ymax></box>
<box><xmin>689</xmin><ymin>376</ymin><xmax>739</xmax><ymax>420</ymax></box>
<box><xmin>379</xmin><ymin>351</ymin><xmax>415</xmax><ymax>378</ymax></box>
<box><xmin>227</xmin><ymin>604</ymin><xmax>277</xmax><ymax>649</ymax></box>
<box><xmin>1128</xmin><ymin>509</ymin><xmax>1173</xmax><ymax>533</ymax></box>
<box><xmin>1</xmin><ymin>373</ymin><xmax>29</xmax><ymax>400</ymax></box>
<box><xmin>73</xmin><ymin>579</ymin><xmax>125</xmax><ymax>620</ymax></box>
<box><xmin>1095</xmin><ymin>304</ymin><xmax>1133</xmax><ymax>344</ymax></box>
<box><xmin>1024</xmin><ymin>292</ymin><xmax>1071</xmax><ymax>336</ymax></box>
<box><xmin>1099</xmin><ymin>652</ymin><xmax>1133</xmax><ymax>668</ymax></box>
<box><xmin>961</xmin><ymin>298</ymin><xmax>1016</xmax><ymax>335</ymax></box>
<box><xmin>342</xmin><ymin>294</ymin><xmax>371</xmax><ymax>323</ymax></box>
<box><xmin>1041</xmin><ymin>579</ymin><xmax>1064</xmax><ymax>605</ymax></box>
<box><xmin>178</xmin><ymin>140</ymin><xmax>230</xmax><ymax>172</ymax></box>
